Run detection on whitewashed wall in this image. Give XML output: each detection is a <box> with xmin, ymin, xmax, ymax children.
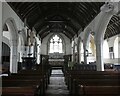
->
<box><xmin>59</xmin><ymin>33</ymin><xmax>71</xmax><ymax>55</ymax></box>
<box><xmin>104</xmin><ymin>34</ymin><xmax>120</xmax><ymax>64</ymax></box>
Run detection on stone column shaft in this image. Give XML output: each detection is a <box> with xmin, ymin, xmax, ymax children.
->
<box><xmin>95</xmin><ymin>3</ymin><xmax>115</xmax><ymax>71</ymax></box>
<box><xmin>10</xmin><ymin>41</ymin><xmax>18</xmax><ymax>73</ymax></box>
<box><xmin>0</xmin><ymin>2</ymin><xmax>2</xmax><ymax>64</ymax></box>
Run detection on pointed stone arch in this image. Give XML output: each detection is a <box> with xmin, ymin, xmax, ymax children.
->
<box><xmin>94</xmin><ymin>2</ymin><xmax>115</xmax><ymax>71</ymax></box>
<box><xmin>3</xmin><ymin>17</ymin><xmax>18</xmax><ymax>73</ymax></box>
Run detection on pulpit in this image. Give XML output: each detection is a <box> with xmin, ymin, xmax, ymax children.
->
<box><xmin>22</xmin><ymin>57</ymin><xmax>36</xmax><ymax>69</ymax></box>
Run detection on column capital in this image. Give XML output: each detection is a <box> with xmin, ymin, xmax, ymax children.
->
<box><xmin>100</xmin><ymin>2</ymin><xmax>114</xmax><ymax>13</ymax></box>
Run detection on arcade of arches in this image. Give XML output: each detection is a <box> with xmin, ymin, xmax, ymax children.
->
<box><xmin>0</xmin><ymin>1</ymin><xmax>120</xmax><ymax>96</ymax></box>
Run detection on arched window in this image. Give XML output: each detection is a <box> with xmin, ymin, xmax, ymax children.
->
<box><xmin>103</xmin><ymin>40</ymin><xmax>109</xmax><ymax>59</ymax></box>
<box><xmin>114</xmin><ymin>37</ymin><xmax>119</xmax><ymax>58</ymax></box>
<box><xmin>49</xmin><ymin>35</ymin><xmax>63</xmax><ymax>53</ymax></box>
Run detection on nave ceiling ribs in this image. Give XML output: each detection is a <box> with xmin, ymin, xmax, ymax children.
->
<box><xmin>8</xmin><ymin>2</ymin><xmax>120</xmax><ymax>40</ymax></box>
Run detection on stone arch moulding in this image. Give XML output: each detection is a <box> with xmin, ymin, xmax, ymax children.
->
<box><xmin>3</xmin><ymin>17</ymin><xmax>18</xmax><ymax>73</ymax></box>
<box><xmin>94</xmin><ymin>2</ymin><xmax>116</xmax><ymax>71</ymax></box>
<box><xmin>4</xmin><ymin>18</ymin><xmax>18</xmax><ymax>44</ymax></box>
<box><xmin>2</xmin><ymin>36</ymin><xmax>11</xmax><ymax>48</ymax></box>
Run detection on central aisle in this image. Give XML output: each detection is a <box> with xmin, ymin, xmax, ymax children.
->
<box><xmin>45</xmin><ymin>69</ymin><xmax>69</xmax><ymax>96</ymax></box>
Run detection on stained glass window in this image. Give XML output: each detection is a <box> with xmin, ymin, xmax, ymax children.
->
<box><xmin>49</xmin><ymin>35</ymin><xmax>63</xmax><ymax>53</ymax></box>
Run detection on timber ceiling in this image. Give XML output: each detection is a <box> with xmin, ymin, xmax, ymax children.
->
<box><xmin>105</xmin><ymin>15</ymin><xmax>120</xmax><ymax>39</ymax></box>
<box><xmin>7</xmin><ymin>2</ymin><xmax>120</xmax><ymax>40</ymax></box>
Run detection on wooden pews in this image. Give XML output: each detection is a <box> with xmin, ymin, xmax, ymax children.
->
<box><xmin>2</xmin><ymin>65</ymin><xmax>50</xmax><ymax>96</ymax></box>
<box><xmin>78</xmin><ymin>85</ymin><xmax>120</xmax><ymax>95</ymax></box>
<box><xmin>73</xmin><ymin>64</ymin><xmax>96</xmax><ymax>71</ymax></box>
<box><xmin>2</xmin><ymin>87</ymin><xmax>36</xmax><ymax>96</ymax></box>
<box><xmin>2</xmin><ymin>78</ymin><xmax>42</xmax><ymax>95</ymax></box>
<box><xmin>64</xmin><ymin>67</ymin><xmax>120</xmax><ymax>95</ymax></box>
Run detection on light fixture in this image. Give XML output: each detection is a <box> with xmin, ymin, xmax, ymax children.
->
<box><xmin>18</xmin><ymin>30</ymin><xmax>22</xmax><ymax>34</ymax></box>
<box><xmin>91</xmin><ymin>31</ymin><xmax>95</xmax><ymax>35</ymax></box>
<box><xmin>65</xmin><ymin>25</ymin><xmax>67</xmax><ymax>28</ymax></box>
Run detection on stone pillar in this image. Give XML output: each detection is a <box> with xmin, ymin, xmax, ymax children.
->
<box><xmin>0</xmin><ymin>2</ymin><xmax>2</xmax><ymax>65</ymax></box>
<box><xmin>10</xmin><ymin>40</ymin><xmax>18</xmax><ymax>73</ymax></box>
<box><xmin>0</xmin><ymin>4</ymin><xmax>2</xmax><ymax>92</ymax></box>
<box><xmin>30</xmin><ymin>45</ymin><xmax>34</xmax><ymax>57</ymax></box>
<box><xmin>19</xmin><ymin>45</ymin><xmax>25</xmax><ymax>62</ymax></box>
<box><xmin>0</xmin><ymin>2</ymin><xmax>2</xmax><ymax>93</ymax></box>
<box><xmin>71</xmin><ymin>40</ymin><xmax>74</xmax><ymax>62</ymax></box>
<box><xmin>83</xmin><ymin>46</ymin><xmax>87</xmax><ymax>64</ymax></box>
<box><xmin>72</xmin><ymin>44</ymin><xmax>75</xmax><ymax>62</ymax></box>
<box><xmin>77</xmin><ymin>38</ymin><xmax>80</xmax><ymax>63</ymax></box>
<box><xmin>95</xmin><ymin>2</ymin><xmax>115</xmax><ymax>71</ymax></box>
<box><xmin>36</xmin><ymin>45</ymin><xmax>40</xmax><ymax>64</ymax></box>
<box><xmin>83</xmin><ymin>28</ymin><xmax>91</xmax><ymax>64</ymax></box>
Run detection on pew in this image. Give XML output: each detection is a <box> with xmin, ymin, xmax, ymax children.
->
<box><xmin>2</xmin><ymin>66</ymin><xmax>50</xmax><ymax>96</ymax></box>
<box><xmin>73</xmin><ymin>64</ymin><xmax>96</xmax><ymax>71</ymax></box>
<box><xmin>2</xmin><ymin>76</ymin><xmax>45</xmax><ymax>95</ymax></box>
<box><xmin>2</xmin><ymin>86</ymin><xmax>37</xmax><ymax>96</ymax></box>
<box><xmin>17</xmin><ymin>68</ymin><xmax>50</xmax><ymax>84</ymax></box>
<box><xmin>65</xmin><ymin>70</ymin><xmax>120</xmax><ymax>84</ymax></box>
<box><xmin>70</xmin><ymin>78</ymin><xmax>120</xmax><ymax>94</ymax></box>
<box><xmin>64</xmin><ymin>69</ymin><xmax>120</xmax><ymax>95</ymax></box>
<box><xmin>64</xmin><ymin>70</ymin><xmax>120</xmax><ymax>88</ymax></box>
<box><xmin>78</xmin><ymin>85</ymin><xmax>120</xmax><ymax>95</ymax></box>
<box><xmin>2</xmin><ymin>75</ymin><xmax>46</xmax><ymax>92</ymax></box>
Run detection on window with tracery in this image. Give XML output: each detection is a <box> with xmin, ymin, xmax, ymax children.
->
<box><xmin>49</xmin><ymin>35</ymin><xmax>63</xmax><ymax>53</ymax></box>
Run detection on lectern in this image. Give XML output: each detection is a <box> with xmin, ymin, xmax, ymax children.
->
<box><xmin>22</xmin><ymin>57</ymin><xmax>36</xmax><ymax>69</ymax></box>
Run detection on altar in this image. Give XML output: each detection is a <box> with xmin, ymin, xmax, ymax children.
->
<box><xmin>49</xmin><ymin>53</ymin><xmax>64</xmax><ymax>67</ymax></box>
<box><xmin>22</xmin><ymin>57</ymin><xmax>36</xmax><ymax>69</ymax></box>
<box><xmin>49</xmin><ymin>59</ymin><xmax>64</xmax><ymax>67</ymax></box>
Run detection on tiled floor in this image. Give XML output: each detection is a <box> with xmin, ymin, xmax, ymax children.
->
<box><xmin>45</xmin><ymin>69</ymin><xmax>69</xmax><ymax>96</ymax></box>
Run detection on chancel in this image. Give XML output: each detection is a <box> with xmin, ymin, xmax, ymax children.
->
<box><xmin>0</xmin><ymin>1</ymin><xmax>120</xmax><ymax>96</ymax></box>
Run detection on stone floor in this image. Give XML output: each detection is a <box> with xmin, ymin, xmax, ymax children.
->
<box><xmin>45</xmin><ymin>69</ymin><xmax>69</xmax><ymax>96</ymax></box>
